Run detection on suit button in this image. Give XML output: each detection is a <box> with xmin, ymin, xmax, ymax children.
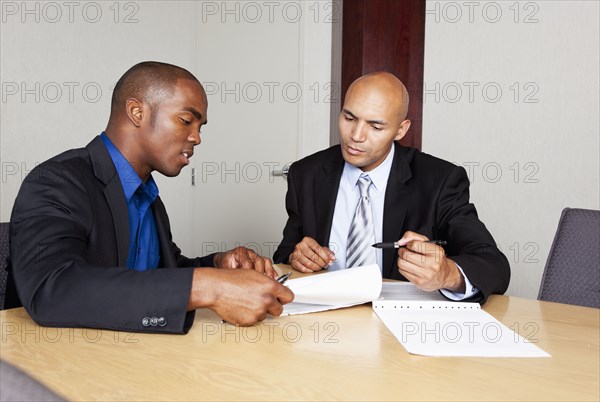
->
<box><xmin>150</xmin><ymin>317</ymin><xmax>159</xmax><ymax>326</ymax></box>
<box><xmin>158</xmin><ymin>317</ymin><xmax>167</xmax><ymax>327</ymax></box>
<box><xmin>142</xmin><ymin>317</ymin><xmax>150</xmax><ymax>327</ymax></box>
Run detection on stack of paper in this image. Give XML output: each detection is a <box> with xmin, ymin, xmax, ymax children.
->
<box><xmin>282</xmin><ymin>264</ymin><xmax>382</xmax><ymax>315</ymax></box>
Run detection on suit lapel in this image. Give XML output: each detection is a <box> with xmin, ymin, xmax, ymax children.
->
<box><xmin>151</xmin><ymin>198</ymin><xmax>178</xmax><ymax>268</ymax></box>
<box><xmin>86</xmin><ymin>137</ymin><xmax>130</xmax><ymax>267</ymax></box>
<box><xmin>315</xmin><ymin>147</ymin><xmax>344</xmax><ymax>246</ymax></box>
<box><xmin>382</xmin><ymin>142</ymin><xmax>415</xmax><ymax>278</ymax></box>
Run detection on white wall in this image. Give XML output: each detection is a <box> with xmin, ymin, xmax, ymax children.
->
<box><xmin>423</xmin><ymin>0</ymin><xmax>600</xmax><ymax>298</ymax></box>
<box><xmin>1</xmin><ymin>1</ymin><xmax>196</xmax><ymax>220</ymax></box>
<box><xmin>0</xmin><ymin>1</ymin><xmax>334</xmax><ymax>258</ymax></box>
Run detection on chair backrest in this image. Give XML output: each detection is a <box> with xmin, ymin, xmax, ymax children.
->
<box><xmin>0</xmin><ymin>360</ymin><xmax>64</xmax><ymax>401</ymax></box>
<box><xmin>0</xmin><ymin>222</ymin><xmax>9</xmax><ymax>310</ymax></box>
<box><xmin>538</xmin><ymin>208</ymin><xmax>600</xmax><ymax>308</ymax></box>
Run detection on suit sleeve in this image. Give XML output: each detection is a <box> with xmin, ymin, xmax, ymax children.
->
<box><xmin>10</xmin><ymin>161</ymin><xmax>195</xmax><ymax>334</ymax></box>
<box><xmin>169</xmin><ymin>235</ymin><xmax>217</xmax><ymax>268</ymax></box>
<box><xmin>273</xmin><ymin>163</ymin><xmax>302</xmax><ymax>263</ymax></box>
<box><xmin>435</xmin><ymin>166</ymin><xmax>511</xmax><ymax>303</ymax></box>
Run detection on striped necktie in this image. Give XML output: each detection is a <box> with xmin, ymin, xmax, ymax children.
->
<box><xmin>346</xmin><ymin>174</ymin><xmax>377</xmax><ymax>268</ymax></box>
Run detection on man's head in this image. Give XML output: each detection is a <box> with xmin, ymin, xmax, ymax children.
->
<box><xmin>106</xmin><ymin>61</ymin><xmax>208</xmax><ymax>181</ymax></box>
<box><xmin>338</xmin><ymin>72</ymin><xmax>411</xmax><ymax>171</ymax></box>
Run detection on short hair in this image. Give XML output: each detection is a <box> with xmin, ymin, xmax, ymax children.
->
<box><xmin>110</xmin><ymin>61</ymin><xmax>200</xmax><ymax>123</ymax></box>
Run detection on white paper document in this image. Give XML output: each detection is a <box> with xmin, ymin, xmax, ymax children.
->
<box><xmin>282</xmin><ymin>264</ymin><xmax>382</xmax><ymax>315</ymax></box>
<box><xmin>373</xmin><ymin>283</ymin><xmax>550</xmax><ymax>357</ymax></box>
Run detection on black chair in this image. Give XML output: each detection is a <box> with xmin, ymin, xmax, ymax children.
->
<box><xmin>0</xmin><ymin>222</ymin><xmax>9</xmax><ymax>310</ymax></box>
<box><xmin>538</xmin><ymin>208</ymin><xmax>600</xmax><ymax>308</ymax></box>
<box><xmin>0</xmin><ymin>360</ymin><xmax>64</xmax><ymax>401</ymax></box>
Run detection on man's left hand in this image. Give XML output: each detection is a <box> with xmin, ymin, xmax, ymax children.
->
<box><xmin>214</xmin><ymin>247</ymin><xmax>278</xmax><ymax>279</ymax></box>
<box><xmin>396</xmin><ymin>231</ymin><xmax>465</xmax><ymax>293</ymax></box>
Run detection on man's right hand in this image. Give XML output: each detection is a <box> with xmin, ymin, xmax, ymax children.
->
<box><xmin>289</xmin><ymin>236</ymin><xmax>335</xmax><ymax>273</ymax></box>
<box><xmin>187</xmin><ymin>269</ymin><xmax>294</xmax><ymax>326</ymax></box>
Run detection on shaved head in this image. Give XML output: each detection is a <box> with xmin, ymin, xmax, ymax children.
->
<box><xmin>338</xmin><ymin>71</ymin><xmax>411</xmax><ymax>171</ymax></box>
<box><xmin>110</xmin><ymin>61</ymin><xmax>202</xmax><ymax>125</ymax></box>
<box><xmin>346</xmin><ymin>71</ymin><xmax>410</xmax><ymax>121</ymax></box>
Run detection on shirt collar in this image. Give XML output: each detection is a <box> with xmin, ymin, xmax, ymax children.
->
<box><xmin>343</xmin><ymin>144</ymin><xmax>395</xmax><ymax>195</ymax></box>
<box><xmin>99</xmin><ymin>132</ymin><xmax>158</xmax><ymax>202</ymax></box>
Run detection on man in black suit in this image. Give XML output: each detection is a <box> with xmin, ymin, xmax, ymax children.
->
<box><xmin>274</xmin><ymin>72</ymin><xmax>509</xmax><ymax>302</ymax></box>
<box><xmin>7</xmin><ymin>61</ymin><xmax>293</xmax><ymax>332</ymax></box>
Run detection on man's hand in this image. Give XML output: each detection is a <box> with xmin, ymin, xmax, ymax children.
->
<box><xmin>396</xmin><ymin>231</ymin><xmax>465</xmax><ymax>293</ymax></box>
<box><xmin>214</xmin><ymin>246</ymin><xmax>277</xmax><ymax>279</ymax></box>
<box><xmin>187</xmin><ymin>268</ymin><xmax>294</xmax><ymax>326</ymax></box>
<box><xmin>289</xmin><ymin>236</ymin><xmax>335</xmax><ymax>273</ymax></box>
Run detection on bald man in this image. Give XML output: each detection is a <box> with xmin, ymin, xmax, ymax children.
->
<box><xmin>7</xmin><ymin>61</ymin><xmax>293</xmax><ymax>332</ymax></box>
<box><xmin>273</xmin><ymin>72</ymin><xmax>510</xmax><ymax>302</ymax></box>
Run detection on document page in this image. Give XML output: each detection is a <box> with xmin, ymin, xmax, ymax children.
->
<box><xmin>282</xmin><ymin>264</ymin><xmax>382</xmax><ymax>315</ymax></box>
<box><xmin>378</xmin><ymin>282</ymin><xmax>448</xmax><ymax>302</ymax></box>
<box><xmin>373</xmin><ymin>283</ymin><xmax>550</xmax><ymax>357</ymax></box>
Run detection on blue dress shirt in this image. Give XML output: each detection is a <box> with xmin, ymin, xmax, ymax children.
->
<box><xmin>100</xmin><ymin>133</ymin><xmax>160</xmax><ymax>270</ymax></box>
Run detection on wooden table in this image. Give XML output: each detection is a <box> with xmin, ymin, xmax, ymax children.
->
<box><xmin>1</xmin><ymin>293</ymin><xmax>598</xmax><ymax>401</ymax></box>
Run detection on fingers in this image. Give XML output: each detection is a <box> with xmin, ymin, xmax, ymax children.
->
<box><xmin>249</xmin><ymin>255</ymin><xmax>277</xmax><ymax>279</ymax></box>
<box><xmin>266</xmin><ymin>296</ymin><xmax>285</xmax><ymax>318</ymax></box>
<box><xmin>267</xmin><ymin>292</ymin><xmax>294</xmax><ymax>317</ymax></box>
<box><xmin>262</xmin><ymin>258</ymin><xmax>277</xmax><ymax>279</ymax></box>
<box><xmin>237</xmin><ymin>284</ymin><xmax>292</xmax><ymax>324</ymax></box>
<box><xmin>226</xmin><ymin>247</ymin><xmax>252</xmax><ymax>269</ymax></box>
<box><xmin>235</xmin><ymin>247</ymin><xmax>259</xmax><ymax>268</ymax></box>
<box><xmin>238</xmin><ymin>248</ymin><xmax>254</xmax><ymax>269</ymax></box>
<box><xmin>243</xmin><ymin>249</ymin><xmax>277</xmax><ymax>279</ymax></box>
<box><xmin>194</xmin><ymin>269</ymin><xmax>295</xmax><ymax>326</ymax></box>
<box><xmin>219</xmin><ymin>247</ymin><xmax>278</xmax><ymax>279</ymax></box>
<box><xmin>397</xmin><ymin>242</ymin><xmax>445</xmax><ymax>276</ymax></box>
<box><xmin>402</xmin><ymin>241</ymin><xmax>445</xmax><ymax>259</ymax></box>
<box><xmin>397</xmin><ymin>261</ymin><xmax>442</xmax><ymax>292</ymax></box>
<box><xmin>396</xmin><ymin>262</ymin><xmax>427</xmax><ymax>290</ymax></box>
<box><xmin>396</xmin><ymin>240</ymin><xmax>452</xmax><ymax>292</ymax></box>
<box><xmin>216</xmin><ymin>251</ymin><xmax>238</xmax><ymax>269</ymax></box>
<box><xmin>290</xmin><ymin>237</ymin><xmax>335</xmax><ymax>273</ymax></box>
<box><xmin>397</xmin><ymin>253</ymin><xmax>433</xmax><ymax>288</ymax></box>
<box><xmin>274</xmin><ymin>282</ymin><xmax>295</xmax><ymax>304</ymax></box>
<box><xmin>397</xmin><ymin>231</ymin><xmax>429</xmax><ymax>247</ymax></box>
<box><xmin>260</xmin><ymin>281</ymin><xmax>294</xmax><ymax>319</ymax></box>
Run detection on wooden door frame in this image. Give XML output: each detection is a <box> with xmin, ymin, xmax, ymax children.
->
<box><xmin>339</xmin><ymin>0</ymin><xmax>425</xmax><ymax>150</ymax></box>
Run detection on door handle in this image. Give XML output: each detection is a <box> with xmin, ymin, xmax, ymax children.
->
<box><xmin>271</xmin><ymin>165</ymin><xmax>289</xmax><ymax>180</ymax></box>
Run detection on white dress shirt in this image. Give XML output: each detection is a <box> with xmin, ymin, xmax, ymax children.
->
<box><xmin>327</xmin><ymin>145</ymin><xmax>479</xmax><ymax>300</ymax></box>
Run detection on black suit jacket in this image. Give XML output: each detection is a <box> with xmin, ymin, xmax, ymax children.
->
<box><xmin>273</xmin><ymin>143</ymin><xmax>510</xmax><ymax>302</ymax></box>
<box><xmin>6</xmin><ymin>136</ymin><xmax>215</xmax><ymax>333</ymax></box>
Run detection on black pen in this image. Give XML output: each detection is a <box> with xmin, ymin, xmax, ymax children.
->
<box><xmin>372</xmin><ymin>240</ymin><xmax>447</xmax><ymax>249</ymax></box>
<box><xmin>277</xmin><ymin>272</ymin><xmax>292</xmax><ymax>284</ymax></box>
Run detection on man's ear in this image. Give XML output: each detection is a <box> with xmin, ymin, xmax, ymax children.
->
<box><xmin>394</xmin><ymin>119</ymin><xmax>411</xmax><ymax>142</ymax></box>
<box><xmin>125</xmin><ymin>98</ymin><xmax>144</xmax><ymax>127</ymax></box>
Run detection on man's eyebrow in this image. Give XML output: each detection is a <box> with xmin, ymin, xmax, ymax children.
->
<box><xmin>367</xmin><ymin>119</ymin><xmax>387</xmax><ymax>126</ymax></box>
<box><xmin>342</xmin><ymin>108</ymin><xmax>356</xmax><ymax>119</ymax></box>
<box><xmin>182</xmin><ymin>107</ymin><xmax>203</xmax><ymax>120</ymax></box>
<box><xmin>342</xmin><ymin>108</ymin><xmax>387</xmax><ymax>126</ymax></box>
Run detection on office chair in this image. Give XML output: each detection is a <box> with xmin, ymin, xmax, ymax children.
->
<box><xmin>538</xmin><ymin>208</ymin><xmax>600</xmax><ymax>308</ymax></box>
<box><xmin>0</xmin><ymin>222</ymin><xmax>9</xmax><ymax>310</ymax></box>
<box><xmin>0</xmin><ymin>360</ymin><xmax>64</xmax><ymax>401</ymax></box>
